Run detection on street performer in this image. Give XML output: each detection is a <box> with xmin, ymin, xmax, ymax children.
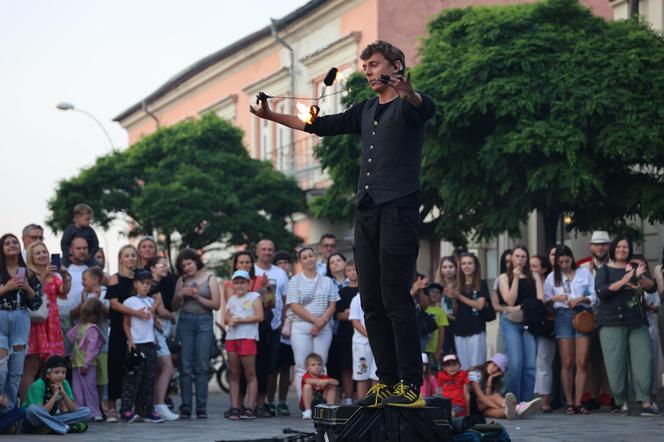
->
<box><xmin>250</xmin><ymin>40</ymin><xmax>435</xmax><ymax>408</ymax></box>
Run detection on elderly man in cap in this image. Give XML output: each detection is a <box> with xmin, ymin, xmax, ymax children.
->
<box><xmin>577</xmin><ymin>231</ymin><xmax>610</xmax><ymax>276</ymax></box>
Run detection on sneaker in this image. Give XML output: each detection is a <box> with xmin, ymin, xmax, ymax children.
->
<box><xmin>93</xmin><ymin>415</ymin><xmax>104</xmax><ymax>422</ymax></box>
<box><xmin>121</xmin><ymin>411</ymin><xmax>140</xmax><ymax>423</ymax></box>
<box><xmin>143</xmin><ymin>412</ymin><xmax>165</xmax><ymax>423</ymax></box>
<box><xmin>179</xmin><ymin>407</ymin><xmax>192</xmax><ymax>419</ymax></box>
<box><xmin>341</xmin><ymin>398</ymin><xmax>353</xmax><ymax>406</ymax></box>
<box><xmin>302</xmin><ymin>409</ymin><xmax>312</xmax><ymax>420</ymax></box>
<box><xmin>504</xmin><ymin>393</ymin><xmax>517</xmax><ymax>420</ymax></box>
<box><xmin>382</xmin><ymin>381</ymin><xmax>426</xmax><ymax>408</ymax></box>
<box><xmin>354</xmin><ymin>383</ymin><xmax>392</xmax><ymax>407</ymax></box>
<box><xmin>105</xmin><ymin>410</ymin><xmax>118</xmax><ymax>423</ymax></box>
<box><xmin>640</xmin><ymin>404</ymin><xmax>663</xmax><ymax>416</ymax></box>
<box><xmin>276</xmin><ymin>402</ymin><xmax>291</xmax><ymax>416</ymax></box>
<box><xmin>256</xmin><ymin>405</ymin><xmax>272</xmax><ymax>418</ymax></box>
<box><xmin>227</xmin><ymin>408</ymin><xmax>241</xmax><ymax>420</ymax></box>
<box><xmin>240</xmin><ymin>408</ymin><xmax>256</xmax><ymax>420</ymax></box>
<box><xmin>516</xmin><ymin>398</ymin><xmax>543</xmax><ymax>419</ymax></box>
<box><xmin>155</xmin><ymin>404</ymin><xmax>180</xmax><ymax>421</ymax></box>
<box><xmin>196</xmin><ymin>409</ymin><xmax>207</xmax><ymax>419</ymax></box>
<box><xmin>266</xmin><ymin>402</ymin><xmax>277</xmax><ymax>416</ymax></box>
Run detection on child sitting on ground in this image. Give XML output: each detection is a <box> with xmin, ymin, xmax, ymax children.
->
<box><xmin>22</xmin><ymin>356</ymin><xmax>91</xmax><ymax>434</ymax></box>
<box><xmin>468</xmin><ymin>353</ymin><xmax>542</xmax><ymax>419</ymax></box>
<box><xmin>120</xmin><ymin>269</ymin><xmax>163</xmax><ymax>423</ymax></box>
<box><xmin>60</xmin><ymin>203</ymin><xmax>100</xmax><ymax>267</ymax></box>
<box><xmin>436</xmin><ymin>354</ymin><xmax>469</xmax><ymax>416</ymax></box>
<box><xmin>67</xmin><ymin>297</ymin><xmax>105</xmax><ymax>421</ymax></box>
<box><xmin>300</xmin><ymin>353</ymin><xmax>338</xmax><ymax>419</ymax></box>
<box><xmin>224</xmin><ymin>269</ymin><xmax>263</xmax><ymax>420</ymax></box>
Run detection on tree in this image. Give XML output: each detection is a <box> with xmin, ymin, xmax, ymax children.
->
<box><xmin>48</xmin><ymin>113</ymin><xmax>306</xmax><ymax>262</ymax></box>
<box><xmin>413</xmin><ymin>0</ymin><xmax>664</xmax><ymax>247</ymax></box>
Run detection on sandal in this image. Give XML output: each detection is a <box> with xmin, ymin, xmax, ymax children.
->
<box><xmin>576</xmin><ymin>406</ymin><xmax>591</xmax><ymax>415</ymax></box>
<box><xmin>565</xmin><ymin>405</ymin><xmax>576</xmax><ymax>415</ymax></box>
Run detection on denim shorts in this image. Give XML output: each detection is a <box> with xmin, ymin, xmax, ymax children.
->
<box><xmin>554</xmin><ymin>308</ymin><xmax>591</xmax><ymax>339</ymax></box>
<box><xmin>155</xmin><ymin>319</ymin><xmax>172</xmax><ymax>358</ymax></box>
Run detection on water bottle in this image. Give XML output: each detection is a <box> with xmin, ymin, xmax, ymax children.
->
<box><xmin>471</xmin><ymin>290</ymin><xmax>479</xmax><ymax>316</ymax></box>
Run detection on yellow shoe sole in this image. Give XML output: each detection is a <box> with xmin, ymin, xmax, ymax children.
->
<box><xmin>384</xmin><ymin>397</ymin><xmax>426</xmax><ymax>408</ymax></box>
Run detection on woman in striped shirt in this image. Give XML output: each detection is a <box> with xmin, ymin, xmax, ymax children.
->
<box><xmin>286</xmin><ymin>247</ymin><xmax>340</xmax><ymax>401</ymax></box>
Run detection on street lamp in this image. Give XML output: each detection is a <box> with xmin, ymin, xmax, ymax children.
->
<box><xmin>56</xmin><ymin>102</ymin><xmax>116</xmax><ymax>151</ymax></box>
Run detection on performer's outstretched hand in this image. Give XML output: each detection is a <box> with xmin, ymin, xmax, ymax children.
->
<box><xmin>250</xmin><ymin>92</ymin><xmax>271</xmax><ymax>119</ymax></box>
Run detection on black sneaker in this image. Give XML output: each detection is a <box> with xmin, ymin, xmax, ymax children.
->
<box><xmin>354</xmin><ymin>383</ymin><xmax>392</xmax><ymax>407</ymax></box>
<box><xmin>381</xmin><ymin>381</ymin><xmax>425</xmax><ymax>408</ymax></box>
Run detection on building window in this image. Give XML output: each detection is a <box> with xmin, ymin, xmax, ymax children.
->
<box><xmin>260</xmin><ymin>118</ymin><xmax>273</xmax><ymax>161</ymax></box>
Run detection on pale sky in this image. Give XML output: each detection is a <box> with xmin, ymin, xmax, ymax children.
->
<box><xmin>0</xmin><ymin>0</ymin><xmax>307</xmax><ymax>272</ymax></box>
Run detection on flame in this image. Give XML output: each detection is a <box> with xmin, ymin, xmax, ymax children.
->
<box><xmin>296</xmin><ymin>102</ymin><xmax>319</xmax><ymax>125</ymax></box>
<box><xmin>335</xmin><ymin>70</ymin><xmax>345</xmax><ymax>83</ymax></box>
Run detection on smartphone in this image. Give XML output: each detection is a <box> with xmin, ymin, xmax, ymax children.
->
<box><xmin>16</xmin><ymin>267</ymin><xmax>26</xmax><ymax>283</ymax></box>
<box><xmin>51</xmin><ymin>253</ymin><xmax>61</xmax><ymax>269</ymax></box>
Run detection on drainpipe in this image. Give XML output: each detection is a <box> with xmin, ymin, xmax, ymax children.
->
<box><xmin>630</xmin><ymin>0</ymin><xmax>639</xmax><ymax>19</ymax></box>
<box><xmin>142</xmin><ymin>100</ymin><xmax>160</xmax><ymax>129</ymax></box>
<box><xmin>270</xmin><ymin>18</ymin><xmax>296</xmax><ymax>174</ymax></box>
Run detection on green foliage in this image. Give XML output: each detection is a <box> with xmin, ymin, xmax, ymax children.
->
<box><xmin>48</xmin><ymin>113</ymin><xmax>306</xmax><ymax>252</ymax></box>
<box><xmin>413</xmin><ymin>0</ymin><xmax>664</xmax><ymax>246</ymax></box>
<box><xmin>311</xmin><ymin>72</ymin><xmax>375</xmax><ymax>224</ymax></box>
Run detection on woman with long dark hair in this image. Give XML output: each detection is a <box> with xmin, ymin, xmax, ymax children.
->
<box><xmin>544</xmin><ymin>245</ymin><xmax>595</xmax><ymax>414</ymax></box>
<box><xmin>451</xmin><ymin>253</ymin><xmax>489</xmax><ymax>369</ymax></box>
<box><xmin>439</xmin><ymin>256</ymin><xmax>458</xmax><ymax>354</ymax></box>
<box><xmin>326</xmin><ymin>253</ymin><xmax>353</xmax><ymax>403</ymax></box>
<box><xmin>596</xmin><ymin>237</ymin><xmax>658</xmax><ymax>415</ymax></box>
<box><xmin>497</xmin><ymin>245</ymin><xmax>543</xmax><ymax>402</ymax></box>
<box><xmin>0</xmin><ymin>233</ymin><xmax>42</xmax><ymax>410</ymax></box>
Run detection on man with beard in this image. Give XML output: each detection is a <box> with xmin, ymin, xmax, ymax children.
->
<box><xmin>577</xmin><ymin>231</ymin><xmax>613</xmax><ymax>411</ymax></box>
<box><xmin>577</xmin><ymin>231</ymin><xmax>610</xmax><ymax>276</ymax></box>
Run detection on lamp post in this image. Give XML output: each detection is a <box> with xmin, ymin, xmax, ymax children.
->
<box><xmin>56</xmin><ymin>102</ymin><xmax>116</xmax><ymax>152</ymax></box>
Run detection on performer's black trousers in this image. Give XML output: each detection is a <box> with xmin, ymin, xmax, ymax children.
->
<box><xmin>354</xmin><ymin>201</ymin><xmax>422</xmax><ymax>387</ymax></box>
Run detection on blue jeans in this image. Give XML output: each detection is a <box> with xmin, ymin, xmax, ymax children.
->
<box><xmin>23</xmin><ymin>405</ymin><xmax>91</xmax><ymax>435</ymax></box>
<box><xmin>500</xmin><ymin>315</ymin><xmax>537</xmax><ymax>402</ymax></box>
<box><xmin>177</xmin><ymin>312</ymin><xmax>213</xmax><ymax>412</ymax></box>
<box><xmin>0</xmin><ymin>406</ymin><xmax>25</xmax><ymax>432</ymax></box>
<box><xmin>0</xmin><ymin>309</ymin><xmax>30</xmax><ymax>409</ymax></box>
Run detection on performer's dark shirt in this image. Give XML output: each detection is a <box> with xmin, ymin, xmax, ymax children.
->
<box><xmin>305</xmin><ymin>93</ymin><xmax>435</xmax><ymax>208</ymax></box>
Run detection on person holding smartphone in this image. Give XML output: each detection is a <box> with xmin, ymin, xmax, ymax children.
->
<box><xmin>0</xmin><ymin>233</ymin><xmax>43</xmax><ymax>411</ymax></box>
<box><xmin>19</xmin><ymin>242</ymin><xmax>71</xmax><ymax>401</ymax></box>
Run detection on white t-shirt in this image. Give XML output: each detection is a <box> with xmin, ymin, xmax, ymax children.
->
<box><xmin>349</xmin><ymin>294</ymin><xmax>369</xmax><ymax>345</ymax></box>
<box><xmin>123</xmin><ymin>295</ymin><xmax>155</xmax><ymax>344</ymax></box>
<box><xmin>644</xmin><ymin>290</ymin><xmax>660</xmax><ymax>328</ymax></box>
<box><xmin>226</xmin><ymin>291</ymin><xmax>261</xmax><ymax>341</ymax></box>
<box><xmin>58</xmin><ymin>264</ymin><xmax>87</xmax><ymax>324</ymax></box>
<box><xmin>254</xmin><ymin>263</ymin><xmax>288</xmax><ymax>330</ymax></box>
<box><xmin>544</xmin><ymin>267</ymin><xmax>597</xmax><ymax>309</ymax></box>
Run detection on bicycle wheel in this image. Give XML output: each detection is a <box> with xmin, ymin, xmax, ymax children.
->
<box><xmin>216</xmin><ymin>364</ymin><xmax>230</xmax><ymax>393</ymax></box>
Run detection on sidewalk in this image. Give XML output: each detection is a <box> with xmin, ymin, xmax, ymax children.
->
<box><xmin>10</xmin><ymin>391</ymin><xmax>664</xmax><ymax>441</ymax></box>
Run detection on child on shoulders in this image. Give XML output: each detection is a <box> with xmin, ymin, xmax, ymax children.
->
<box><xmin>224</xmin><ymin>270</ymin><xmax>263</xmax><ymax>420</ymax></box>
<box><xmin>22</xmin><ymin>356</ymin><xmax>91</xmax><ymax>434</ymax></box>
<box><xmin>60</xmin><ymin>203</ymin><xmax>100</xmax><ymax>267</ymax></box>
<box><xmin>300</xmin><ymin>352</ymin><xmax>338</xmax><ymax>419</ymax></box>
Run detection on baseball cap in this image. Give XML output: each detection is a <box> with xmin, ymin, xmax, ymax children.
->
<box><xmin>442</xmin><ymin>354</ymin><xmax>459</xmax><ymax>365</ymax></box>
<box><xmin>590</xmin><ymin>231</ymin><xmax>610</xmax><ymax>244</ymax></box>
<box><xmin>490</xmin><ymin>353</ymin><xmax>508</xmax><ymax>373</ymax></box>
<box><xmin>232</xmin><ymin>270</ymin><xmax>250</xmax><ymax>280</ymax></box>
<box><xmin>133</xmin><ymin>269</ymin><xmax>152</xmax><ymax>281</ymax></box>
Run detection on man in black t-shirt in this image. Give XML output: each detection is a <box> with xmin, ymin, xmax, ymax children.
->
<box><xmin>250</xmin><ymin>40</ymin><xmax>435</xmax><ymax>408</ymax></box>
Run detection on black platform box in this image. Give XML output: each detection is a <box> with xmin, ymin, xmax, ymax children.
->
<box><xmin>313</xmin><ymin>398</ymin><xmax>452</xmax><ymax>442</ymax></box>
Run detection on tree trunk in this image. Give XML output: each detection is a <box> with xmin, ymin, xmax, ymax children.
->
<box><xmin>165</xmin><ymin>233</ymin><xmax>175</xmax><ymax>273</ymax></box>
<box><xmin>541</xmin><ymin>208</ymin><xmax>561</xmax><ymax>249</ymax></box>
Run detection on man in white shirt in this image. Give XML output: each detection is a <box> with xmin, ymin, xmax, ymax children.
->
<box><xmin>254</xmin><ymin>239</ymin><xmax>289</xmax><ymax>416</ymax></box>
<box><xmin>59</xmin><ymin>236</ymin><xmax>89</xmax><ymax>356</ymax></box>
<box><xmin>316</xmin><ymin>233</ymin><xmax>337</xmax><ymax>277</ymax></box>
